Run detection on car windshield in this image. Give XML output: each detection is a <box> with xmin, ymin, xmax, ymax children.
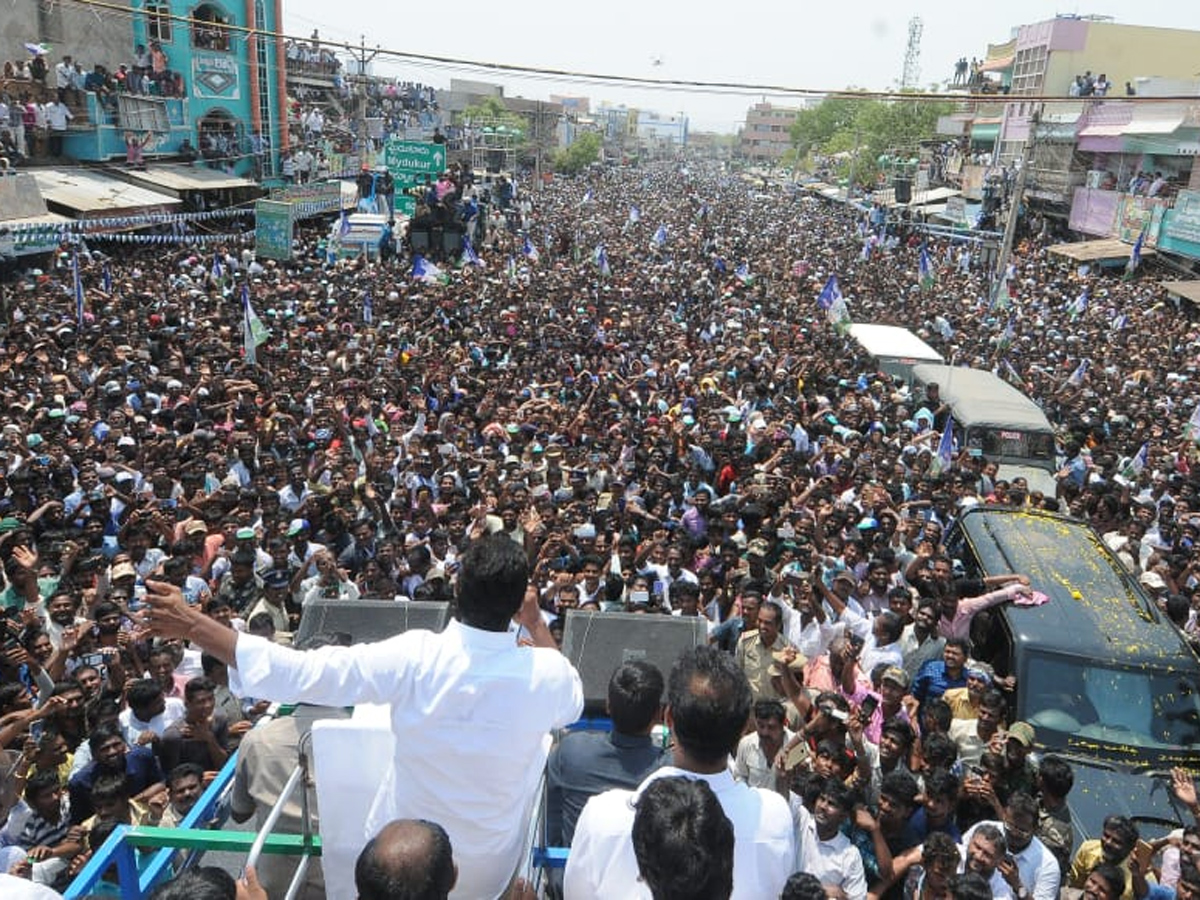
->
<box><xmin>1023</xmin><ymin>653</ymin><xmax>1200</xmax><ymax>753</ymax></box>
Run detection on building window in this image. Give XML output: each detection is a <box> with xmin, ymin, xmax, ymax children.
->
<box><xmin>147</xmin><ymin>3</ymin><xmax>172</xmax><ymax>43</ymax></box>
<box><xmin>191</xmin><ymin>4</ymin><xmax>232</xmax><ymax>52</ymax></box>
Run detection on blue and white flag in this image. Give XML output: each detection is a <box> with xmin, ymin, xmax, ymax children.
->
<box><xmin>101</xmin><ymin>263</ymin><xmax>112</xmax><ymax>294</ymax></box>
<box><xmin>1111</xmin><ymin>313</ymin><xmax>1129</xmax><ymax>332</ymax></box>
<box><xmin>1069</xmin><ymin>288</ymin><xmax>1088</xmax><ymax>320</ymax></box>
<box><xmin>1067</xmin><ymin>358</ymin><xmax>1090</xmax><ymax>387</ymax></box>
<box><xmin>363</xmin><ymin>291</ymin><xmax>373</xmax><ymax>325</ymax></box>
<box><xmin>735</xmin><ymin>262</ymin><xmax>754</xmax><ymax>285</ymax></box>
<box><xmin>628</xmin><ymin>205</ymin><xmax>640</xmax><ymax>224</ymax></box>
<box><xmin>581</xmin><ymin>188</ymin><xmax>593</xmax><ymax>205</ymax></box>
<box><xmin>505</xmin><ymin>255</ymin><xmax>517</xmax><ymax>281</ymax></box>
<box><xmin>462</xmin><ymin>236</ymin><xmax>486</xmax><ymax>268</ymax></box>
<box><xmin>242</xmin><ymin>284</ymin><xmax>269</xmax><ymax>365</ymax></box>
<box><xmin>412</xmin><ymin>255</ymin><xmax>449</xmax><ymax>285</ymax></box>
<box><xmin>817</xmin><ymin>274</ymin><xmax>842</xmax><ymax>311</ymax></box>
<box><xmin>652</xmin><ymin>224</ymin><xmax>668</xmax><ymax>246</ymax></box>
<box><xmin>1121</xmin><ymin>442</ymin><xmax>1149</xmax><ymax>480</ymax></box>
<box><xmin>211</xmin><ymin>252</ymin><xmax>223</xmax><ymax>282</ymax></box>
<box><xmin>522</xmin><ymin>236</ymin><xmax>539</xmax><ymax>263</ymax></box>
<box><xmin>930</xmin><ymin>415</ymin><xmax>955</xmax><ymax>476</ymax></box>
<box><xmin>997</xmin><ymin>317</ymin><xmax>1015</xmax><ymax>351</ymax></box>
<box><xmin>714</xmin><ymin>257</ymin><xmax>727</xmax><ymax>275</ymax></box>
<box><xmin>339</xmin><ymin>209</ymin><xmax>351</xmax><ymax>238</ymax></box>
<box><xmin>918</xmin><ymin>244</ymin><xmax>935</xmax><ymax>290</ymax></box>
<box><xmin>1125</xmin><ymin>227</ymin><xmax>1146</xmax><ymax>277</ymax></box>
<box><xmin>594</xmin><ymin>244</ymin><xmax>611</xmax><ymax>277</ymax></box>
<box><xmin>72</xmin><ymin>249</ymin><xmax>85</xmax><ymax>328</ymax></box>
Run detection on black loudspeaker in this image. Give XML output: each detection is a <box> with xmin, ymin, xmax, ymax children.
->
<box><xmin>410</xmin><ymin>229</ymin><xmax>431</xmax><ymax>253</ymax></box>
<box><xmin>441</xmin><ymin>226</ymin><xmax>462</xmax><ymax>257</ymax></box>
<box><xmin>294</xmin><ymin>600</ymin><xmax>450</xmax><ymax>648</ymax></box>
<box><xmin>893</xmin><ymin>178</ymin><xmax>913</xmax><ymax>205</ymax></box>
<box><xmin>561</xmin><ymin>611</ymin><xmax>708</xmax><ymax>713</ymax></box>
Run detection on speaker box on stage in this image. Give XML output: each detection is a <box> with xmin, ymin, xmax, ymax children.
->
<box><xmin>561</xmin><ymin>611</ymin><xmax>708</xmax><ymax>713</ymax></box>
<box><xmin>893</xmin><ymin>178</ymin><xmax>913</xmax><ymax>205</ymax></box>
<box><xmin>294</xmin><ymin>599</ymin><xmax>450</xmax><ymax>648</ymax></box>
<box><xmin>441</xmin><ymin>226</ymin><xmax>463</xmax><ymax>257</ymax></box>
<box><xmin>410</xmin><ymin>229</ymin><xmax>431</xmax><ymax>253</ymax></box>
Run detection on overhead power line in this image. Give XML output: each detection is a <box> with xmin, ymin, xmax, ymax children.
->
<box><xmin>65</xmin><ymin>0</ymin><xmax>1200</xmax><ymax>105</ymax></box>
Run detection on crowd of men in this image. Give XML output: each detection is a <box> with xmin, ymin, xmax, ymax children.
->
<box><xmin>1</xmin><ymin>157</ymin><xmax>1200</xmax><ymax>898</ymax></box>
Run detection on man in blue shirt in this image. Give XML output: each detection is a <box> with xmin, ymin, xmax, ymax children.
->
<box><xmin>546</xmin><ymin>660</ymin><xmax>668</xmax><ymax>846</ymax></box>
<box><xmin>911</xmin><ymin>637</ymin><xmax>971</xmax><ymax>714</ymax></box>
<box><xmin>68</xmin><ymin>722</ymin><xmax>165</xmax><ymax>825</ymax></box>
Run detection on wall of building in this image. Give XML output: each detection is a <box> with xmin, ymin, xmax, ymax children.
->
<box><xmin>2</xmin><ymin>0</ymin><xmax>134</xmax><ymax>77</ymax></box>
<box><xmin>123</xmin><ymin>0</ymin><xmax>282</xmax><ymax>175</ymax></box>
<box><xmin>1045</xmin><ymin>22</ymin><xmax>1200</xmax><ymax>98</ymax></box>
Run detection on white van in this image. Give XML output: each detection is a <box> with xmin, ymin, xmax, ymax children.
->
<box><xmin>849</xmin><ymin>324</ymin><xmax>944</xmax><ymax>386</ymax></box>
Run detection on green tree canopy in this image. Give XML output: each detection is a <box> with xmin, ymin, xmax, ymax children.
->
<box><xmin>553</xmin><ymin>131</ymin><xmax>602</xmax><ymax>175</ymax></box>
<box><xmin>790</xmin><ymin>94</ymin><xmax>954</xmax><ymax>188</ymax></box>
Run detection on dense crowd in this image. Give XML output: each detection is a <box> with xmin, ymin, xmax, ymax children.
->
<box><xmin>1</xmin><ymin>158</ymin><xmax>1199</xmax><ymax>898</ymax></box>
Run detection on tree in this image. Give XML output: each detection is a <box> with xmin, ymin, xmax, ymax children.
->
<box><xmin>462</xmin><ymin>97</ymin><xmax>526</xmax><ymax>136</ymax></box>
<box><xmin>553</xmin><ymin>131</ymin><xmax>602</xmax><ymax>175</ymax></box>
<box><xmin>789</xmin><ymin>94</ymin><xmax>954</xmax><ymax>188</ymax></box>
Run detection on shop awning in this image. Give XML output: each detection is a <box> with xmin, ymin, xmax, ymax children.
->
<box><xmin>31</xmin><ymin>169</ymin><xmax>182</xmax><ymax>218</ymax></box>
<box><xmin>1047</xmin><ymin>238</ymin><xmax>1156</xmax><ymax>263</ymax></box>
<box><xmin>116</xmin><ymin>165</ymin><xmax>259</xmax><ymax>198</ymax></box>
<box><xmin>970</xmin><ymin>122</ymin><xmax>1000</xmax><ymax>144</ymax></box>
<box><xmin>1164</xmin><ymin>282</ymin><xmax>1200</xmax><ymax>304</ymax></box>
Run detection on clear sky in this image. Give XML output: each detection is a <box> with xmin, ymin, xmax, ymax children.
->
<box><xmin>283</xmin><ymin>1</ymin><xmax>1200</xmax><ymax>132</ymax></box>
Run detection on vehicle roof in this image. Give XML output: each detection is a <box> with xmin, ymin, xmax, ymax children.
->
<box><xmin>849</xmin><ymin>324</ymin><xmax>944</xmax><ymax>363</ymax></box>
<box><xmin>910</xmin><ymin>365</ymin><xmax>1054</xmax><ymax>434</ymax></box>
<box><xmin>953</xmin><ymin>507</ymin><xmax>1197</xmax><ymax>666</ymax></box>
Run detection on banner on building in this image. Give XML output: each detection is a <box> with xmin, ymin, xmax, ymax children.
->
<box><xmin>192</xmin><ymin>53</ymin><xmax>240</xmax><ymax>100</ymax></box>
<box><xmin>1115</xmin><ymin>194</ymin><xmax>1167</xmax><ymax>247</ymax></box>
<box><xmin>269</xmin><ymin>181</ymin><xmax>344</xmax><ymax>217</ymax></box>
<box><xmin>254</xmin><ymin>200</ymin><xmax>293</xmax><ymax>260</ymax></box>
<box><xmin>1163</xmin><ymin>191</ymin><xmax>1200</xmax><ymax>246</ymax></box>
<box><xmin>1068</xmin><ymin>187</ymin><xmax>1120</xmax><ymax>237</ymax></box>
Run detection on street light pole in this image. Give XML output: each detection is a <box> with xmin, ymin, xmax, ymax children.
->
<box><xmin>355</xmin><ymin>34</ymin><xmax>379</xmax><ymax>172</ymax></box>
<box><xmin>992</xmin><ymin>107</ymin><xmax>1040</xmax><ymax>296</ymax></box>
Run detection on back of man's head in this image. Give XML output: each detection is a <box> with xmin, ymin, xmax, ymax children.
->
<box><xmin>608</xmin><ymin>661</ymin><xmax>664</xmax><ymax>735</ymax></box>
<box><xmin>632</xmin><ymin>776</ymin><xmax>733</xmax><ymax>900</ymax></box>
<box><xmin>667</xmin><ymin>646</ymin><xmax>752</xmax><ymax>767</ymax></box>
<box><xmin>148</xmin><ymin>867</ymin><xmax>237</xmax><ymax>900</ymax></box>
<box><xmin>781</xmin><ymin>872</ymin><xmax>827</xmax><ymax>900</ymax></box>
<box><xmin>355</xmin><ymin>818</ymin><xmax>456</xmax><ymax>900</ymax></box>
<box><xmin>455</xmin><ymin>534</ymin><xmax>528</xmax><ymax>630</ymax></box>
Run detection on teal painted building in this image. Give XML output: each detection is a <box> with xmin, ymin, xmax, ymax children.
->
<box><xmin>63</xmin><ymin>0</ymin><xmax>286</xmax><ymax>177</ymax></box>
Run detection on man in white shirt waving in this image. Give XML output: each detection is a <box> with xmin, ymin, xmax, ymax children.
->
<box><xmin>145</xmin><ymin>534</ymin><xmax>583</xmax><ymax>900</ymax></box>
<box><xmin>565</xmin><ymin>646</ymin><xmax>795</xmax><ymax>899</ymax></box>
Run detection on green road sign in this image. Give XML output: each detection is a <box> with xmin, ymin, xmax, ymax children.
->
<box><xmin>383</xmin><ymin>141</ymin><xmax>446</xmax><ymax>175</ymax></box>
<box><xmin>393</xmin><ymin>195</ymin><xmax>417</xmax><ymax>218</ymax></box>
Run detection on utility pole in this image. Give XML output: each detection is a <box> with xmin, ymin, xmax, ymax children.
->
<box><xmin>355</xmin><ymin>35</ymin><xmax>380</xmax><ymax>172</ymax></box>
<box><xmin>992</xmin><ymin>107</ymin><xmax>1040</xmax><ymax>296</ymax></box>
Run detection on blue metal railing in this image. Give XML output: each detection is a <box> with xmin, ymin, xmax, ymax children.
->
<box><xmin>64</xmin><ymin>749</ymin><xmax>239</xmax><ymax>899</ymax></box>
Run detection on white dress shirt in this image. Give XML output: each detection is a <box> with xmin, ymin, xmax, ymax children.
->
<box><xmin>229</xmin><ymin>620</ymin><xmax>584</xmax><ymax>900</ymax></box>
<box><xmin>792</xmin><ymin>798</ymin><xmax>868</xmax><ymax>900</ymax></box>
<box><xmin>733</xmin><ymin>728</ymin><xmax>794</xmax><ymax>789</ymax></box>
<box><xmin>961</xmin><ymin>820</ymin><xmax>1061</xmax><ymax>900</ymax></box>
<box><xmin>565</xmin><ymin>766</ymin><xmax>795</xmax><ymax>900</ymax></box>
<box><xmin>118</xmin><ymin>697</ymin><xmax>185</xmax><ymax>745</ymax></box>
